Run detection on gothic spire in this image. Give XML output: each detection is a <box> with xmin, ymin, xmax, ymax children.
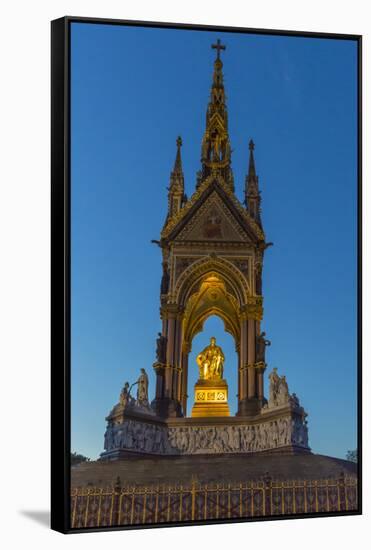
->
<box><xmin>167</xmin><ymin>136</ymin><xmax>186</xmax><ymax>220</ymax></box>
<box><xmin>199</xmin><ymin>40</ymin><xmax>234</xmax><ymax>190</ymax></box>
<box><xmin>248</xmin><ymin>139</ymin><xmax>256</xmax><ymax>177</ymax></box>
<box><xmin>245</xmin><ymin>139</ymin><xmax>262</xmax><ymax>225</ymax></box>
<box><xmin>173</xmin><ymin>136</ymin><xmax>183</xmax><ymax>174</ymax></box>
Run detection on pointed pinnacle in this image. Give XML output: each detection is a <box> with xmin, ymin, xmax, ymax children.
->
<box><xmin>248</xmin><ymin>139</ymin><xmax>256</xmax><ymax>176</ymax></box>
<box><xmin>173</xmin><ymin>136</ymin><xmax>183</xmax><ymax>174</ymax></box>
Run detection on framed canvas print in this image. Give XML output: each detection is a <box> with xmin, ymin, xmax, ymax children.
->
<box><xmin>51</xmin><ymin>16</ymin><xmax>362</xmax><ymax>533</ymax></box>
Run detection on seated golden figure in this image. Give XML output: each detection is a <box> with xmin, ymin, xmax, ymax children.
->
<box><xmin>196</xmin><ymin>336</ymin><xmax>225</xmax><ymax>380</ymax></box>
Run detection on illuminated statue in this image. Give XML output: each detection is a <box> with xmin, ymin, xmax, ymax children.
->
<box><xmin>196</xmin><ymin>337</ymin><xmax>225</xmax><ymax>380</ymax></box>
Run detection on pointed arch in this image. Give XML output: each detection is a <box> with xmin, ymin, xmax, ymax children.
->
<box><xmin>181</xmin><ymin>273</ymin><xmax>240</xmax><ymax>353</ymax></box>
<box><xmin>173</xmin><ymin>256</ymin><xmax>251</xmax><ymax>308</ymax></box>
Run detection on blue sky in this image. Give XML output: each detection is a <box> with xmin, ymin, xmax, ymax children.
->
<box><xmin>70</xmin><ymin>22</ymin><xmax>358</xmax><ymax>460</ymax></box>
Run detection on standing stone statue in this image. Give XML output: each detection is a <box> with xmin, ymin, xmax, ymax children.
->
<box><xmin>268</xmin><ymin>368</ymin><xmax>280</xmax><ymax>406</ymax></box>
<box><xmin>256</xmin><ymin>332</ymin><xmax>271</xmax><ymax>364</ymax></box>
<box><xmin>268</xmin><ymin>369</ymin><xmax>292</xmax><ymax>407</ymax></box>
<box><xmin>156</xmin><ymin>333</ymin><xmax>167</xmax><ymax>363</ymax></box>
<box><xmin>136</xmin><ymin>368</ymin><xmax>149</xmax><ymax>404</ymax></box>
<box><xmin>277</xmin><ymin>375</ymin><xmax>289</xmax><ymax>405</ymax></box>
<box><xmin>289</xmin><ymin>392</ymin><xmax>300</xmax><ymax>407</ymax></box>
<box><xmin>160</xmin><ymin>263</ymin><xmax>170</xmax><ymax>295</ymax></box>
<box><xmin>119</xmin><ymin>381</ymin><xmax>131</xmax><ymax>408</ymax></box>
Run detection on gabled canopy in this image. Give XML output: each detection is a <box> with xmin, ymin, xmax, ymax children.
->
<box><xmin>161</xmin><ymin>175</ymin><xmax>265</xmax><ymax>244</ymax></box>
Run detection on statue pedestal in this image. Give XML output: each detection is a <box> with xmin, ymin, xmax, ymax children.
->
<box><xmin>191</xmin><ymin>379</ymin><xmax>230</xmax><ymax>418</ymax></box>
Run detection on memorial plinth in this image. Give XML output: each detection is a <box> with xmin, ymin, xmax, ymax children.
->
<box><xmin>191</xmin><ymin>378</ymin><xmax>230</xmax><ymax>417</ymax></box>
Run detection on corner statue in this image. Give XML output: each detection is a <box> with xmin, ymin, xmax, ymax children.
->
<box><xmin>196</xmin><ymin>337</ymin><xmax>225</xmax><ymax>380</ymax></box>
<box><xmin>136</xmin><ymin>368</ymin><xmax>149</xmax><ymax>404</ymax></box>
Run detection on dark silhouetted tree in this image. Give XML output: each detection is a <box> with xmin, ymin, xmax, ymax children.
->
<box><xmin>346</xmin><ymin>450</ymin><xmax>357</xmax><ymax>463</ymax></box>
<box><xmin>71</xmin><ymin>452</ymin><xmax>90</xmax><ymax>465</ymax></box>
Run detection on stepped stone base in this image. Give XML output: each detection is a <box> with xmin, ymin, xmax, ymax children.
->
<box><xmin>71</xmin><ymin>453</ymin><xmax>357</xmax><ymax>489</ymax></box>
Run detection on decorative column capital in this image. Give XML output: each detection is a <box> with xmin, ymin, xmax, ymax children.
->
<box><xmin>152</xmin><ymin>361</ymin><xmax>167</xmax><ymax>372</ymax></box>
<box><xmin>254</xmin><ymin>361</ymin><xmax>267</xmax><ymax>372</ymax></box>
<box><xmin>182</xmin><ymin>341</ymin><xmax>192</xmax><ymax>353</ymax></box>
<box><xmin>239</xmin><ymin>296</ymin><xmax>264</xmax><ymax>321</ymax></box>
<box><xmin>239</xmin><ymin>361</ymin><xmax>266</xmax><ymax>372</ymax></box>
<box><xmin>160</xmin><ymin>304</ymin><xmax>185</xmax><ymax>320</ymax></box>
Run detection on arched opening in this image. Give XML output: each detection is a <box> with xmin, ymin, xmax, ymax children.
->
<box><xmin>187</xmin><ymin>315</ymin><xmax>238</xmax><ymax>416</ymax></box>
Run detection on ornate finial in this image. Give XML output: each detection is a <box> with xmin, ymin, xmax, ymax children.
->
<box><xmin>212</xmin><ymin>39</ymin><xmax>226</xmax><ymax>60</ymax></box>
<box><xmin>199</xmin><ymin>40</ymin><xmax>232</xmax><ymax>188</ymax></box>
<box><xmin>165</xmin><ymin>135</ymin><xmax>185</xmax><ymax>222</ymax></box>
<box><xmin>173</xmin><ymin>136</ymin><xmax>183</xmax><ymax>174</ymax></box>
<box><xmin>245</xmin><ymin>138</ymin><xmax>262</xmax><ymax>224</ymax></box>
<box><xmin>248</xmin><ymin>139</ymin><xmax>256</xmax><ymax>176</ymax></box>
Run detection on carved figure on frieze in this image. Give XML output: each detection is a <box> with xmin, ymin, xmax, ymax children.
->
<box><xmin>119</xmin><ymin>425</ymin><xmax>129</xmax><ymax>449</ymax></box>
<box><xmin>220</xmin><ymin>427</ymin><xmax>230</xmax><ymax>451</ymax></box>
<box><xmin>135</xmin><ymin>424</ymin><xmax>145</xmax><ymax>451</ymax></box>
<box><xmin>232</xmin><ymin>426</ymin><xmax>240</xmax><ymax>450</ymax></box>
<box><xmin>126</xmin><ymin>421</ymin><xmax>134</xmax><ymax>448</ymax></box>
<box><xmin>240</xmin><ymin>426</ymin><xmax>249</xmax><ymax>451</ymax></box>
<box><xmin>260</xmin><ymin>424</ymin><xmax>268</xmax><ymax>449</ymax></box>
<box><xmin>271</xmin><ymin>421</ymin><xmax>279</xmax><ymax>447</ymax></box>
<box><xmin>207</xmin><ymin>427</ymin><xmax>217</xmax><ymax>452</ymax></box>
<box><xmin>188</xmin><ymin>429</ymin><xmax>196</xmax><ymax>454</ymax></box>
<box><xmin>156</xmin><ymin>333</ymin><xmax>167</xmax><ymax>363</ymax></box>
<box><xmin>256</xmin><ymin>331</ymin><xmax>271</xmax><ymax>364</ymax></box>
<box><xmin>112</xmin><ymin>428</ymin><xmax>120</xmax><ymax>449</ymax></box>
<box><xmin>104</xmin><ymin>424</ymin><xmax>114</xmax><ymax>451</ymax></box>
<box><xmin>180</xmin><ymin>428</ymin><xmax>190</xmax><ymax>452</ymax></box>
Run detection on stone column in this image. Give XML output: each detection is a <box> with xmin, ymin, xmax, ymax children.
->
<box><xmin>155</xmin><ymin>364</ymin><xmax>164</xmax><ymax>399</ymax></box>
<box><xmin>247</xmin><ymin>318</ymin><xmax>256</xmax><ymax>398</ymax></box>
<box><xmin>172</xmin><ymin>317</ymin><xmax>183</xmax><ymax>400</ymax></box>
<box><xmin>239</xmin><ymin>318</ymin><xmax>248</xmax><ymax>401</ymax></box>
<box><xmin>257</xmin><ymin>367</ymin><xmax>265</xmax><ymax>400</ymax></box>
<box><xmin>236</xmin><ymin>342</ymin><xmax>241</xmax><ymax>403</ymax></box>
<box><xmin>152</xmin><ymin>305</ymin><xmax>182</xmax><ymax>416</ymax></box>
<box><xmin>165</xmin><ymin>315</ymin><xmax>176</xmax><ymax>398</ymax></box>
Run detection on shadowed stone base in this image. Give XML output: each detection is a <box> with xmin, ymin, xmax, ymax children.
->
<box><xmin>237</xmin><ymin>397</ymin><xmax>263</xmax><ymax>416</ymax></box>
<box><xmin>151</xmin><ymin>397</ymin><xmax>183</xmax><ymax>418</ymax></box>
<box><xmin>72</xmin><ymin>453</ymin><xmax>357</xmax><ymax>489</ymax></box>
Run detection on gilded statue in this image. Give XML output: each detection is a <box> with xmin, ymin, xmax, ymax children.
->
<box><xmin>196</xmin><ymin>336</ymin><xmax>225</xmax><ymax>380</ymax></box>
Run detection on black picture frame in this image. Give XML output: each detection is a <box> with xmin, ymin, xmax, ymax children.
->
<box><xmin>51</xmin><ymin>16</ymin><xmax>362</xmax><ymax>534</ymax></box>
